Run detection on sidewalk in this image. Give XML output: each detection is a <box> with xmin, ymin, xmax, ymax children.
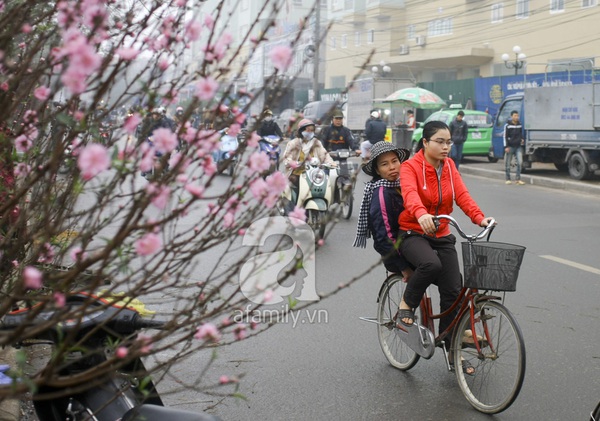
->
<box><xmin>458</xmin><ymin>157</ymin><xmax>600</xmax><ymax>196</ymax></box>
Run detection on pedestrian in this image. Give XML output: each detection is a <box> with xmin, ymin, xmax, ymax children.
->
<box><xmin>319</xmin><ymin>109</ymin><xmax>359</xmax><ymax>154</ymax></box>
<box><xmin>449</xmin><ymin>110</ymin><xmax>468</xmax><ymax>169</ymax></box>
<box><xmin>361</xmin><ymin>110</ymin><xmax>387</xmax><ymax>161</ymax></box>
<box><xmin>405</xmin><ymin>110</ymin><xmax>416</xmax><ymax>130</ymax></box>
<box><xmin>397</xmin><ymin>120</ymin><xmax>494</xmax><ymax>374</ymax></box>
<box><xmin>503</xmin><ymin>110</ymin><xmax>525</xmax><ymax>185</ymax></box>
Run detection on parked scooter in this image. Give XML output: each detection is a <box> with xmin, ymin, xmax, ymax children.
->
<box><xmin>328</xmin><ymin>149</ymin><xmax>358</xmax><ymax>219</ymax></box>
<box><xmin>279</xmin><ymin>157</ymin><xmax>338</xmax><ymax>242</ymax></box>
<box><xmin>0</xmin><ymin>293</ymin><xmax>221</xmax><ymax>421</ymax></box>
<box><xmin>258</xmin><ymin>135</ymin><xmax>281</xmax><ymax>174</ymax></box>
<box><xmin>213</xmin><ymin>130</ymin><xmax>239</xmax><ymax>176</ymax></box>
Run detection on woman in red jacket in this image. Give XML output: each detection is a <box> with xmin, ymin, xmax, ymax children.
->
<box><xmin>397</xmin><ymin>121</ymin><xmax>494</xmax><ymax>365</ymax></box>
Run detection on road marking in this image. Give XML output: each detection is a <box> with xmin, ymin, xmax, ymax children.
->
<box><xmin>540</xmin><ymin>255</ymin><xmax>600</xmax><ymax>275</ymax></box>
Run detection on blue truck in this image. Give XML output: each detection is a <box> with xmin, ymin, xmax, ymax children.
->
<box><xmin>491</xmin><ymin>83</ymin><xmax>600</xmax><ymax>180</ymax></box>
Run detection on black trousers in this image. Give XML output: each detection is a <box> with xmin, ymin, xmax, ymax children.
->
<box><xmin>400</xmin><ymin>233</ymin><xmax>461</xmax><ymax>343</ymax></box>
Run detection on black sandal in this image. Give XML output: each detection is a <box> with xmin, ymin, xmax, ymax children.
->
<box><xmin>396</xmin><ymin>308</ymin><xmax>415</xmax><ymax>327</ymax></box>
<box><xmin>450</xmin><ymin>359</ymin><xmax>476</xmax><ymax>376</ymax></box>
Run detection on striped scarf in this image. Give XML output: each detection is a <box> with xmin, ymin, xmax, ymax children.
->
<box><xmin>353</xmin><ymin>179</ymin><xmax>400</xmax><ymax>248</ymax></box>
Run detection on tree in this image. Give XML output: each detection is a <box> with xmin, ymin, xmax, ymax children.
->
<box><xmin>0</xmin><ymin>0</ymin><xmax>373</xmax><ymax>415</ymax></box>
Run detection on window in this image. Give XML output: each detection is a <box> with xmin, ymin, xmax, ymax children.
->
<box><xmin>330</xmin><ymin>36</ymin><xmax>336</xmax><ymax>50</ymax></box>
<box><xmin>550</xmin><ymin>0</ymin><xmax>564</xmax><ymax>12</ymax></box>
<box><xmin>582</xmin><ymin>0</ymin><xmax>597</xmax><ymax>7</ymax></box>
<box><xmin>427</xmin><ymin>18</ymin><xmax>453</xmax><ymax>36</ymax></box>
<box><xmin>407</xmin><ymin>25</ymin><xmax>416</xmax><ymax>40</ymax></box>
<box><xmin>516</xmin><ymin>0</ymin><xmax>529</xmax><ymax>18</ymax></box>
<box><xmin>341</xmin><ymin>34</ymin><xmax>348</xmax><ymax>48</ymax></box>
<box><xmin>355</xmin><ymin>31</ymin><xmax>361</xmax><ymax>46</ymax></box>
<box><xmin>491</xmin><ymin>3</ymin><xmax>503</xmax><ymax>22</ymax></box>
<box><xmin>367</xmin><ymin>29</ymin><xmax>375</xmax><ymax>43</ymax></box>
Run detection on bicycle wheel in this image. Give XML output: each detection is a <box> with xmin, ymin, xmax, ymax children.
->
<box><xmin>453</xmin><ymin>300</ymin><xmax>526</xmax><ymax>414</ymax></box>
<box><xmin>377</xmin><ymin>275</ymin><xmax>420</xmax><ymax>370</ymax></box>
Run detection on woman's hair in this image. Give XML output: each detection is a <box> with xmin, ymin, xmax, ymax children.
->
<box><xmin>415</xmin><ymin>120</ymin><xmax>450</xmax><ymax>152</ymax></box>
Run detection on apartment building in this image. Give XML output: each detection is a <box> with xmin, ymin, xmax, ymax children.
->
<box><xmin>325</xmin><ymin>0</ymin><xmax>600</xmax><ymax>89</ymax></box>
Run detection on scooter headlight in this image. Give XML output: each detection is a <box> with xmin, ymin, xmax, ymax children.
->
<box><xmin>338</xmin><ymin>150</ymin><xmax>350</xmax><ymax>159</ymax></box>
<box><xmin>311</xmin><ymin>169</ymin><xmax>326</xmax><ymax>185</ymax></box>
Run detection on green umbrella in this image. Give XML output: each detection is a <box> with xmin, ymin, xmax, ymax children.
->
<box><xmin>383</xmin><ymin>87</ymin><xmax>446</xmax><ymax>110</ymax></box>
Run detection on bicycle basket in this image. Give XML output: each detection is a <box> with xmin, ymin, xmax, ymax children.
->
<box><xmin>461</xmin><ymin>242</ymin><xmax>526</xmax><ymax>291</ymax></box>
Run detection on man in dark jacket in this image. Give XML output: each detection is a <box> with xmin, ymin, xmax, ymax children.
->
<box><xmin>257</xmin><ymin>109</ymin><xmax>284</xmax><ymax>139</ymax></box>
<box><xmin>361</xmin><ymin>110</ymin><xmax>387</xmax><ymax>160</ymax></box>
<box><xmin>319</xmin><ymin>110</ymin><xmax>359</xmax><ymax>153</ymax></box>
<box><xmin>503</xmin><ymin>110</ymin><xmax>525</xmax><ymax>185</ymax></box>
<box><xmin>449</xmin><ymin>110</ymin><xmax>468</xmax><ymax>169</ymax></box>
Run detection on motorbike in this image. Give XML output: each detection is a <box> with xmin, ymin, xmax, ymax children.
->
<box><xmin>99</xmin><ymin>120</ymin><xmax>113</xmax><ymax>144</ymax></box>
<box><xmin>258</xmin><ymin>135</ymin><xmax>281</xmax><ymax>174</ymax></box>
<box><xmin>213</xmin><ymin>130</ymin><xmax>239</xmax><ymax>176</ymax></box>
<box><xmin>328</xmin><ymin>149</ymin><xmax>358</xmax><ymax>220</ymax></box>
<box><xmin>0</xmin><ymin>293</ymin><xmax>221</xmax><ymax>421</ymax></box>
<box><xmin>279</xmin><ymin>157</ymin><xmax>338</xmax><ymax>242</ymax></box>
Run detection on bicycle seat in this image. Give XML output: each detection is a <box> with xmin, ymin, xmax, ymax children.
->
<box><xmin>121</xmin><ymin>404</ymin><xmax>222</xmax><ymax>421</ymax></box>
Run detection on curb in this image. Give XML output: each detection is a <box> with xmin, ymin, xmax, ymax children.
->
<box><xmin>459</xmin><ymin>164</ymin><xmax>600</xmax><ymax>196</ymax></box>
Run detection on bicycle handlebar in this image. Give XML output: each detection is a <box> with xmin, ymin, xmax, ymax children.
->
<box><xmin>434</xmin><ymin>214</ymin><xmax>496</xmax><ymax>242</ymax></box>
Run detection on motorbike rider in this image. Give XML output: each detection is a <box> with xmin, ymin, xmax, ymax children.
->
<box><xmin>319</xmin><ymin>109</ymin><xmax>360</xmax><ymax>154</ymax></box>
<box><xmin>361</xmin><ymin>110</ymin><xmax>387</xmax><ymax>161</ymax></box>
<box><xmin>138</xmin><ymin>108</ymin><xmax>173</xmax><ymax>143</ymax></box>
<box><xmin>283</xmin><ymin>118</ymin><xmax>336</xmax><ymax>196</ymax></box>
<box><xmin>258</xmin><ymin>109</ymin><xmax>284</xmax><ymax>139</ymax></box>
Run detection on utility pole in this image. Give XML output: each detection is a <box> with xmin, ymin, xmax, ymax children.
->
<box><xmin>312</xmin><ymin>0</ymin><xmax>320</xmax><ymax>101</ymax></box>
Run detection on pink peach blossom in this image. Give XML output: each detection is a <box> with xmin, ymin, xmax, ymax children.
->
<box><xmin>34</xmin><ymin>86</ymin><xmax>51</xmax><ymax>100</ymax></box>
<box><xmin>115</xmin><ymin>346</ymin><xmax>128</xmax><ymax>358</ymax></box>
<box><xmin>124</xmin><ymin>113</ymin><xmax>142</xmax><ymax>134</ymax></box>
<box><xmin>136</xmin><ymin>333</ymin><xmax>153</xmax><ymax>354</ymax></box>
<box><xmin>53</xmin><ymin>292</ymin><xmax>66</xmax><ymax>307</ymax></box>
<box><xmin>116</xmin><ymin>47</ymin><xmax>140</xmax><ymax>61</ymax></box>
<box><xmin>135</xmin><ymin>233</ymin><xmax>162</xmax><ymax>256</ymax></box>
<box><xmin>146</xmin><ymin>184</ymin><xmax>171</xmax><ymax>209</ymax></box>
<box><xmin>151</xmin><ymin>127</ymin><xmax>178</xmax><ymax>153</ymax></box>
<box><xmin>289</xmin><ymin>206</ymin><xmax>307</xmax><ymax>225</ymax></box>
<box><xmin>194</xmin><ymin>323</ymin><xmax>221</xmax><ymax>342</ymax></box>
<box><xmin>77</xmin><ymin>143</ymin><xmax>110</xmax><ymax>180</ymax></box>
<box><xmin>185</xmin><ymin>184</ymin><xmax>205</xmax><ymax>198</ymax></box>
<box><xmin>185</xmin><ymin>20</ymin><xmax>202</xmax><ymax>41</ymax></box>
<box><xmin>23</xmin><ymin>266</ymin><xmax>43</xmax><ymax>290</ymax></box>
<box><xmin>269</xmin><ymin>45</ymin><xmax>293</xmax><ymax>71</ymax></box>
<box><xmin>248</xmin><ymin>151</ymin><xmax>271</xmax><ymax>173</ymax></box>
<box><xmin>14</xmin><ymin>135</ymin><xmax>32</xmax><ymax>153</ymax></box>
<box><xmin>194</xmin><ymin>76</ymin><xmax>219</xmax><ymax>101</ymax></box>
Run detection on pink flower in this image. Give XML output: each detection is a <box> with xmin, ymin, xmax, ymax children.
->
<box><xmin>14</xmin><ymin>163</ymin><xmax>31</xmax><ymax>177</ymax></box>
<box><xmin>219</xmin><ymin>375</ymin><xmax>230</xmax><ymax>384</ymax></box>
<box><xmin>263</xmin><ymin>289</ymin><xmax>273</xmax><ymax>303</ymax></box>
<box><xmin>194</xmin><ymin>323</ymin><xmax>221</xmax><ymax>342</ymax></box>
<box><xmin>248</xmin><ymin>152</ymin><xmax>271</xmax><ymax>173</ymax></box>
<box><xmin>53</xmin><ymin>292</ymin><xmax>66</xmax><ymax>307</ymax></box>
<box><xmin>158</xmin><ymin>59</ymin><xmax>169</xmax><ymax>71</ymax></box>
<box><xmin>194</xmin><ymin>76</ymin><xmax>219</xmax><ymax>101</ymax></box>
<box><xmin>247</xmin><ymin>131</ymin><xmax>260</xmax><ymax>147</ymax></box>
<box><xmin>116</xmin><ymin>47</ymin><xmax>139</xmax><ymax>61</ymax></box>
<box><xmin>115</xmin><ymin>346</ymin><xmax>128</xmax><ymax>358</ymax></box>
<box><xmin>289</xmin><ymin>206</ymin><xmax>307</xmax><ymax>225</ymax></box>
<box><xmin>135</xmin><ymin>233</ymin><xmax>162</xmax><ymax>256</ymax></box>
<box><xmin>146</xmin><ymin>184</ymin><xmax>171</xmax><ymax>209</ymax></box>
<box><xmin>265</xmin><ymin>171</ymin><xmax>288</xmax><ymax>193</ymax></box>
<box><xmin>14</xmin><ymin>135</ymin><xmax>32</xmax><ymax>153</ymax></box>
<box><xmin>204</xmin><ymin>14</ymin><xmax>215</xmax><ymax>30</ymax></box>
<box><xmin>269</xmin><ymin>45</ymin><xmax>293</xmax><ymax>71</ymax></box>
<box><xmin>185</xmin><ymin>20</ymin><xmax>202</xmax><ymax>41</ymax></box>
<box><xmin>185</xmin><ymin>183</ymin><xmax>205</xmax><ymax>198</ymax></box>
<box><xmin>151</xmin><ymin>127</ymin><xmax>178</xmax><ymax>153</ymax></box>
<box><xmin>123</xmin><ymin>113</ymin><xmax>142</xmax><ymax>134</ymax></box>
<box><xmin>77</xmin><ymin>143</ymin><xmax>110</xmax><ymax>180</ymax></box>
<box><xmin>23</xmin><ymin>266</ymin><xmax>43</xmax><ymax>290</ymax></box>
<box><xmin>233</xmin><ymin>325</ymin><xmax>246</xmax><ymax>341</ymax></box>
<box><xmin>22</xmin><ymin>24</ymin><xmax>32</xmax><ymax>33</ymax></box>
<box><xmin>34</xmin><ymin>86</ymin><xmax>51</xmax><ymax>100</ymax></box>
<box><xmin>136</xmin><ymin>333</ymin><xmax>153</xmax><ymax>354</ymax></box>
<box><xmin>223</xmin><ymin>212</ymin><xmax>234</xmax><ymax>228</ymax></box>
<box><xmin>69</xmin><ymin>246</ymin><xmax>87</xmax><ymax>262</ymax></box>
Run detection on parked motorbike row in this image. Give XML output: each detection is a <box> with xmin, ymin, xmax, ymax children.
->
<box><xmin>0</xmin><ymin>293</ymin><xmax>221</xmax><ymax>421</ymax></box>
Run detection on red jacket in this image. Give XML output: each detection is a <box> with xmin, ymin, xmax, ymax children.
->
<box><xmin>399</xmin><ymin>149</ymin><xmax>485</xmax><ymax>237</ymax></box>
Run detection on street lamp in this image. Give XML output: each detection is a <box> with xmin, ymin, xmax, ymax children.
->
<box><xmin>501</xmin><ymin>46</ymin><xmax>527</xmax><ymax>75</ymax></box>
<box><xmin>371</xmin><ymin>61</ymin><xmax>391</xmax><ymax>77</ymax></box>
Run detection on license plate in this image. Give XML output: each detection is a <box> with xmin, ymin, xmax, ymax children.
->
<box><xmin>471</xmin><ymin>132</ymin><xmax>482</xmax><ymax>139</ymax></box>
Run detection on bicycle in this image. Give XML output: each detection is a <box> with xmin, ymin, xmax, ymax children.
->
<box><xmin>361</xmin><ymin>214</ymin><xmax>526</xmax><ymax>414</ymax></box>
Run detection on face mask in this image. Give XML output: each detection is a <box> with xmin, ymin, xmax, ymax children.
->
<box><xmin>302</xmin><ymin>131</ymin><xmax>314</xmax><ymax>140</ymax></box>
<box><xmin>264</xmin><ymin>116</ymin><xmax>272</xmax><ymax>121</ymax></box>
